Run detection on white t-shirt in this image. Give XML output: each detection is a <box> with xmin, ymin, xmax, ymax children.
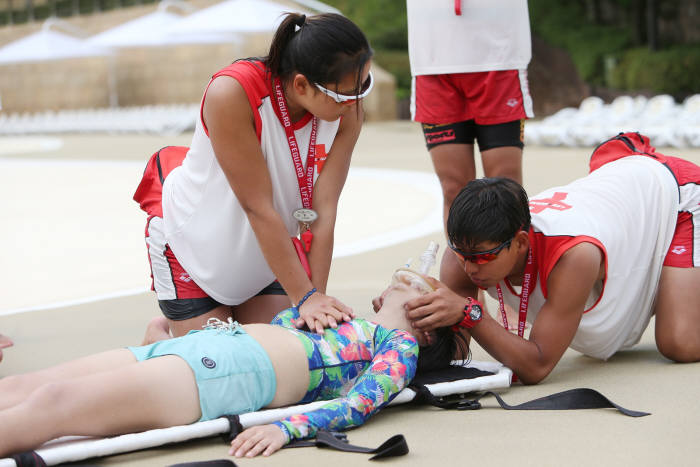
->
<box><xmin>407</xmin><ymin>0</ymin><xmax>532</xmax><ymax>75</ymax></box>
<box><xmin>162</xmin><ymin>61</ymin><xmax>340</xmax><ymax>305</ymax></box>
<box><xmin>486</xmin><ymin>156</ymin><xmax>679</xmax><ymax>359</ymax></box>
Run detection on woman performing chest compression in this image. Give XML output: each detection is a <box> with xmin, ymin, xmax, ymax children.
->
<box><xmin>134</xmin><ymin>12</ymin><xmax>375</xmax><ymax>341</ymax></box>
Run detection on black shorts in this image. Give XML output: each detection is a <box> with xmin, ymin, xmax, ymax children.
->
<box><xmin>158</xmin><ymin>281</ymin><xmax>287</xmax><ymax>321</ymax></box>
<box><xmin>421</xmin><ymin>119</ymin><xmax>524</xmax><ymax>151</ymax></box>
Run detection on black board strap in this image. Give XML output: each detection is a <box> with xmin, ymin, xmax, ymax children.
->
<box><xmin>11</xmin><ymin>451</ymin><xmax>47</xmax><ymax>467</ymax></box>
<box><xmin>413</xmin><ymin>386</ymin><xmax>650</xmax><ymax>417</ymax></box>
<box><xmin>222</xmin><ymin>415</ymin><xmax>407</xmax><ymax>460</ymax></box>
<box><xmin>410</xmin><ymin>365</ymin><xmax>494</xmax><ymax>386</ymax></box>
<box><xmin>286</xmin><ymin>430</ymin><xmax>409</xmax><ymax>460</ymax></box>
<box><xmin>221</xmin><ymin>414</ymin><xmax>244</xmax><ymax>443</ymax></box>
<box><xmin>284</xmin><ymin>430</ymin><xmax>348</xmax><ymax>448</ymax></box>
<box><xmin>480</xmin><ymin>388</ymin><xmax>650</xmax><ymax>417</ymax></box>
<box><xmin>168</xmin><ymin>460</ymin><xmax>237</xmax><ymax>467</ymax></box>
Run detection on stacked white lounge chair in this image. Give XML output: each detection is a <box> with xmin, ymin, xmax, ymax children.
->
<box><xmin>526</xmin><ymin>94</ymin><xmax>700</xmax><ymax>148</ymax></box>
<box><xmin>0</xmin><ymin>103</ymin><xmax>199</xmax><ymax>136</ymax></box>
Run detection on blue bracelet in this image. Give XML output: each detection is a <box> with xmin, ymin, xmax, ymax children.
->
<box><xmin>294</xmin><ymin>287</ymin><xmax>317</xmax><ymax>311</ymax></box>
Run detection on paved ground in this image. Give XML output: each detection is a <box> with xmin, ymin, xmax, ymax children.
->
<box><xmin>1</xmin><ymin>122</ymin><xmax>700</xmax><ymax>466</ymax></box>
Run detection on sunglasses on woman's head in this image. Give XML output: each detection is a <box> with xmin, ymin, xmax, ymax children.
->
<box><xmin>314</xmin><ymin>71</ymin><xmax>374</xmax><ymax>105</ymax></box>
<box><xmin>448</xmin><ymin>237</ymin><xmax>513</xmax><ymax>265</ymax></box>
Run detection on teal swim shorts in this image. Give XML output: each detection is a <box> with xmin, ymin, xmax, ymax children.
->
<box><xmin>128</xmin><ymin>326</ymin><xmax>276</xmax><ymax>421</ymax></box>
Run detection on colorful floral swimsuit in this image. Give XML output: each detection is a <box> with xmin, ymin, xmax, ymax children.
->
<box><xmin>269</xmin><ymin>308</ymin><xmax>418</xmax><ymax>442</ymax></box>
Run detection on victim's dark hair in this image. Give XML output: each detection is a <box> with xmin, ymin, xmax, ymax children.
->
<box><xmin>416</xmin><ymin>327</ymin><xmax>470</xmax><ymax>373</ymax></box>
<box><xmin>264</xmin><ymin>12</ymin><xmax>372</xmax><ymax>97</ymax></box>
<box><xmin>447</xmin><ymin>177</ymin><xmax>531</xmax><ymax>251</ymax></box>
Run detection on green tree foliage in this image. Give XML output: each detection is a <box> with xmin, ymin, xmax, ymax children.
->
<box><xmin>322</xmin><ymin>0</ymin><xmax>407</xmax><ymax>50</ymax></box>
<box><xmin>322</xmin><ymin>0</ymin><xmax>411</xmax><ymax>98</ymax></box>
<box><xmin>529</xmin><ymin>0</ymin><xmax>632</xmax><ymax>85</ymax></box>
<box><xmin>611</xmin><ymin>46</ymin><xmax>700</xmax><ymax>96</ymax></box>
<box><xmin>530</xmin><ymin>0</ymin><xmax>700</xmax><ymax>96</ymax></box>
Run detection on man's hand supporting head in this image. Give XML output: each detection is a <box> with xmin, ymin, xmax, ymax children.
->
<box><xmin>403</xmin><ymin>276</ymin><xmax>466</xmax><ymax>331</ymax></box>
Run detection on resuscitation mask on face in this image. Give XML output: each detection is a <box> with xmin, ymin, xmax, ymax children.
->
<box><xmin>390</xmin><ymin>241</ymin><xmax>439</xmax><ymax>294</ymax></box>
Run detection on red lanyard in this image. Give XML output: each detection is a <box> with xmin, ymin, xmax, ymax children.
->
<box><xmin>454</xmin><ymin>0</ymin><xmax>462</xmax><ymax>15</ymax></box>
<box><xmin>272</xmin><ymin>78</ymin><xmax>317</xmax><ymax>211</ymax></box>
<box><xmin>496</xmin><ymin>247</ymin><xmax>537</xmax><ymax>382</ymax></box>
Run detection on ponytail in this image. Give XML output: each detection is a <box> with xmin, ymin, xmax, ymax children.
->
<box><xmin>264</xmin><ymin>12</ymin><xmax>372</xmax><ymax>88</ymax></box>
<box><xmin>266</xmin><ymin>13</ymin><xmax>307</xmax><ymax>81</ymax></box>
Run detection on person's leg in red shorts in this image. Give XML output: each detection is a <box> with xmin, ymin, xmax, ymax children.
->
<box><xmin>412</xmin><ymin>70</ymin><xmax>531</xmax><ymax>301</ymax></box>
<box><xmin>654</xmin><ymin>156</ymin><xmax>700</xmax><ymax>362</ymax></box>
<box><xmin>142</xmin><ymin>216</ymin><xmax>290</xmax><ymax>344</ymax></box>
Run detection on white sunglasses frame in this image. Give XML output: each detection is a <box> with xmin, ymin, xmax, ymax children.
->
<box><xmin>314</xmin><ymin>71</ymin><xmax>374</xmax><ymax>104</ymax></box>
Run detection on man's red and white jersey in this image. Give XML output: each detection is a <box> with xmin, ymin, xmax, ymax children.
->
<box><xmin>486</xmin><ymin>156</ymin><xmax>679</xmax><ymax>359</ymax></box>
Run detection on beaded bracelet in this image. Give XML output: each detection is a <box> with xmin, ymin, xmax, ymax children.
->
<box><xmin>293</xmin><ymin>287</ymin><xmax>317</xmax><ymax>311</ymax></box>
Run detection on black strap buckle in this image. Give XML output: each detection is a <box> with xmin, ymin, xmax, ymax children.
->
<box><xmin>454</xmin><ymin>398</ymin><xmax>482</xmax><ymax>410</ymax></box>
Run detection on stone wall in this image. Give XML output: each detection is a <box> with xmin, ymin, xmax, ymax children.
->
<box><xmin>0</xmin><ymin>57</ymin><xmax>114</xmax><ymax>112</ymax></box>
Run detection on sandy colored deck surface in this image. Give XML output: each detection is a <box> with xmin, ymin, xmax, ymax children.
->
<box><xmin>2</xmin><ymin>122</ymin><xmax>700</xmax><ymax>466</ymax></box>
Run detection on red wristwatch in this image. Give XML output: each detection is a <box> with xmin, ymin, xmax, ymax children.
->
<box><xmin>451</xmin><ymin>297</ymin><xmax>483</xmax><ymax>331</ymax></box>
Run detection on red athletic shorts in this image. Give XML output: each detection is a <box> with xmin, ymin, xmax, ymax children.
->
<box><xmin>589</xmin><ymin>132</ymin><xmax>700</xmax><ymax>268</ymax></box>
<box><xmin>135</xmin><ymin>146</ymin><xmax>287</xmax><ymax>320</ymax></box>
<box><xmin>663</xmin><ymin>155</ymin><xmax>700</xmax><ymax>268</ymax></box>
<box><xmin>411</xmin><ymin>69</ymin><xmax>533</xmax><ymax>125</ymax></box>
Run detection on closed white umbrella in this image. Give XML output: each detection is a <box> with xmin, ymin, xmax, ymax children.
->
<box><xmin>290</xmin><ymin>0</ymin><xmax>341</xmax><ymax>14</ymax></box>
<box><xmin>87</xmin><ymin>3</ymin><xmax>240</xmax><ymax>48</ymax></box>
<box><xmin>168</xmin><ymin>0</ymin><xmax>310</xmax><ymax>36</ymax></box>
<box><xmin>88</xmin><ymin>10</ymin><xmax>186</xmax><ymax>48</ymax></box>
<box><xmin>0</xmin><ymin>25</ymin><xmax>112</xmax><ymax>64</ymax></box>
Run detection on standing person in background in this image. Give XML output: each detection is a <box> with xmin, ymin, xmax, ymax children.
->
<box><xmin>406</xmin><ymin>0</ymin><xmax>534</xmax><ymax>303</ymax></box>
<box><xmin>135</xmin><ymin>13</ymin><xmax>374</xmax><ymax>343</ymax></box>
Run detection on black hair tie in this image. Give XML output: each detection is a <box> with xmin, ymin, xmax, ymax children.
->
<box><xmin>296</xmin><ymin>14</ymin><xmax>306</xmax><ymax>27</ymax></box>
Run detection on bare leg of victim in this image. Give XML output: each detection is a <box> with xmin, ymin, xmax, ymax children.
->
<box><xmin>0</xmin><ymin>348</ymin><xmax>136</xmax><ymax>410</ymax></box>
<box><xmin>0</xmin><ymin>355</ymin><xmax>199</xmax><ymax>457</ymax></box>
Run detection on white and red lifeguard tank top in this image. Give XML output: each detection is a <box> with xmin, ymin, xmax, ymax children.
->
<box><xmin>406</xmin><ymin>0</ymin><xmax>532</xmax><ymax>76</ymax></box>
<box><xmin>162</xmin><ymin>61</ymin><xmax>340</xmax><ymax>305</ymax></box>
<box><xmin>486</xmin><ymin>153</ymin><xmax>679</xmax><ymax>360</ymax></box>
